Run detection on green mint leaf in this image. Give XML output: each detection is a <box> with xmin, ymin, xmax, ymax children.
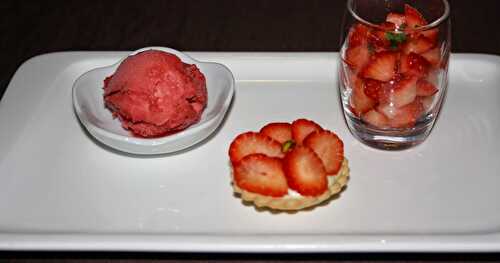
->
<box><xmin>385</xmin><ymin>31</ymin><xmax>407</xmax><ymax>49</ymax></box>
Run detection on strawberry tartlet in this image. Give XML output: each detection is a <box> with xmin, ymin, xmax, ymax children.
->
<box><xmin>228</xmin><ymin>119</ymin><xmax>349</xmax><ymax>211</ymax></box>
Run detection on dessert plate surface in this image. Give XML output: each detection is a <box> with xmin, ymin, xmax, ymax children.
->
<box><xmin>1</xmin><ymin>52</ymin><xmax>500</xmax><ymax>252</ymax></box>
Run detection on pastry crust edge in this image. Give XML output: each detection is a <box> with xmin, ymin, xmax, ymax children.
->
<box><xmin>232</xmin><ymin>158</ymin><xmax>350</xmax><ymax>211</ymax></box>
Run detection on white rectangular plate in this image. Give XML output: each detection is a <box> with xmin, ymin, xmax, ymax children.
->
<box><xmin>1</xmin><ymin>52</ymin><xmax>500</xmax><ymax>252</ymax></box>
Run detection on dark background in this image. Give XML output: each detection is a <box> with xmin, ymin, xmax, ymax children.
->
<box><xmin>1</xmin><ymin>0</ymin><xmax>500</xmax><ymax>262</ymax></box>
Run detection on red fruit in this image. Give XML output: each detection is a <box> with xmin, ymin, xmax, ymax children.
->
<box><xmin>350</xmin><ymin>76</ymin><xmax>377</xmax><ymax>116</ymax></box>
<box><xmin>361</xmin><ymin>51</ymin><xmax>397</xmax><ymax>82</ymax></box>
<box><xmin>229</xmin><ymin>132</ymin><xmax>284</xmax><ymax>164</ymax></box>
<box><xmin>363</xmin><ymin>79</ymin><xmax>383</xmax><ymax>101</ymax></box>
<box><xmin>418</xmin><ymin>96</ymin><xmax>435</xmax><ymax>113</ymax></box>
<box><xmin>303</xmin><ymin>131</ymin><xmax>344</xmax><ymax>175</ymax></box>
<box><xmin>291</xmin><ymin>119</ymin><xmax>323</xmax><ymax>145</ymax></box>
<box><xmin>404</xmin><ymin>4</ymin><xmax>428</xmax><ymax>29</ymax></box>
<box><xmin>367</xmin><ymin>28</ymin><xmax>391</xmax><ymax>50</ymax></box>
<box><xmin>421</xmin><ymin>28</ymin><xmax>439</xmax><ymax>43</ymax></box>
<box><xmin>388</xmin><ymin>100</ymin><xmax>425</xmax><ymax>128</ymax></box>
<box><xmin>260</xmin><ymin>122</ymin><xmax>292</xmax><ymax>144</ymax></box>
<box><xmin>421</xmin><ymin>47</ymin><xmax>441</xmax><ymax>67</ymax></box>
<box><xmin>233</xmin><ymin>154</ymin><xmax>288</xmax><ymax>197</ymax></box>
<box><xmin>386</xmin><ymin>13</ymin><xmax>406</xmax><ymax>28</ymax></box>
<box><xmin>362</xmin><ymin>109</ymin><xmax>389</xmax><ymax>128</ymax></box>
<box><xmin>283</xmin><ymin>146</ymin><xmax>328</xmax><ymax>196</ymax></box>
<box><xmin>390</xmin><ymin>76</ymin><xmax>418</xmax><ymax>107</ymax></box>
<box><xmin>348</xmin><ymin>23</ymin><xmax>369</xmax><ymax>47</ymax></box>
<box><xmin>377</xmin><ymin>103</ymin><xmax>398</xmax><ymax>119</ymax></box>
<box><xmin>400</xmin><ymin>52</ymin><xmax>430</xmax><ymax>77</ymax></box>
<box><xmin>416</xmin><ymin>79</ymin><xmax>438</xmax><ymax>96</ymax></box>
<box><xmin>403</xmin><ymin>35</ymin><xmax>434</xmax><ymax>54</ymax></box>
<box><xmin>345</xmin><ymin>45</ymin><xmax>370</xmax><ymax>71</ymax></box>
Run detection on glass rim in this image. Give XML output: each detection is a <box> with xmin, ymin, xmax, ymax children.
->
<box><xmin>347</xmin><ymin>0</ymin><xmax>450</xmax><ymax>31</ymax></box>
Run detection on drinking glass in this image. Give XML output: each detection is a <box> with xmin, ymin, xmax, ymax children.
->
<box><xmin>338</xmin><ymin>0</ymin><xmax>451</xmax><ymax>150</ymax></box>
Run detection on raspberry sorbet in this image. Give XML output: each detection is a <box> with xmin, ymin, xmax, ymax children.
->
<box><xmin>103</xmin><ymin>50</ymin><xmax>207</xmax><ymax>137</ymax></box>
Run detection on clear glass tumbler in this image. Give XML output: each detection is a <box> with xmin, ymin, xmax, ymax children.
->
<box><xmin>338</xmin><ymin>0</ymin><xmax>451</xmax><ymax>150</ymax></box>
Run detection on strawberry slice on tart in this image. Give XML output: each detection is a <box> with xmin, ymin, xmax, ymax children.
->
<box><xmin>260</xmin><ymin>122</ymin><xmax>293</xmax><ymax>144</ymax></box>
<box><xmin>291</xmin><ymin>118</ymin><xmax>323</xmax><ymax>145</ymax></box>
<box><xmin>283</xmin><ymin>146</ymin><xmax>328</xmax><ymax>196</ymax></box>
<box><xmin>229</xmin><ymin>132</ymin><xmax>284</xmax><ymax>164</ymax></box>
<box><xmin>303</xmin><ymin>131</ymin><xmax>344</xmax><ymax>175</ymax></box>
<box><xmin>233</xmin><ymin>154</ymin><xmax>289</xmax><ymax>197</ymax></box>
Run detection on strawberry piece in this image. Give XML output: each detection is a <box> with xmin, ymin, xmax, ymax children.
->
<box><xmin>363</xmin><ymin>79</ymin><xmax>384</xmax><ymax>101</ymax></box>
<box><xmin>367</xmin><ymin>28</ymin><xmax>391</xmax><ymax>50</ymax></box>
<box><xmin>388</xmin><ymin>100</ymin><xmax>425</xmax><ymax>128</ymax></box>
<box><xmin>283</xmin><ymin>146</ymin><xmax>328</xmax><ymax>196</ymax></box>
<box><xmin>404</xmin><ymin>4</ymin><xmax>428</xmax><ymax>29</ymax></box>
<box><xmin>386</xmin><ymin>13</ymin><xmax>406</xmax><ymax>28</ymax></box>
<box><xmin>377</xmin><ymin>103</ymin><xmax>398</xmax><ymax>119</ymax></box>
<box><xmin>400</xmin><ymin>52</ymin><xmax>430</xmax><ymax>77</ymax></box>
<box><xmin>291</xmin><ymin>119</ymin><xmax>323</xmax><ymax>145</ymax></box>
<box><xmin>348</xmin><ymin>23</ymin><xmax>369</xmax><ymax>47</ymax></box>
<box><xmin>260</xmin><ymin>122</ymin><xmax>292</xmax><ymax>144</ymax></box>
<box><xmin>421</xmin><ymin>47</ymin><xmax>441</xmax><ymax>67</ymax></box>
<box><xmin>421</xmin><ymin>28</ymin><xmax>439</xmax><ymax>43</ymax></box>
<box><xmin>303</xmin><ymin>131</ymin><xmax>344</xmax><ymax>175</ymax></box>
<box><xmin>345</xmin><ymin>45</ymin><xmax>370</xmax><ymax>71</ymax></box>
<box><xmin>418</xmin><ymin>96</ymin><xmax>435</xmax><ymax>113</ymax></box>
<box><xmin>349</xmin><ymin>76</ymin><xmax>376</xmax><ymax>116</ymax></box>
<box><xmin>361</xmin><ymin>51</ymin><xmax>397</xmax><ymax>82</ymax></box>
<box><xmin>403</xmin><ymin>35</ymin><xmax>434</xmax><ymax>54</ymax></box>
<box><xmin>229</xmin><ymin>132</ymin><xmax>284</xmax><ymax>164</ymax></box>
<box><xmin>362</xmin><ymin>109</ymin><xmax>389</xmax><ymax>128</ymax></box>
<box><xmin>233</xmin><ymin>154</ymin><xmax>288</xmax><ymax>197</ymax></box>
<box><xmin>416</xmin><ymin>79</ymin><xmax>438</xmax><ymax>96</ymax></box>
<box><xmin>390</xmin><ymin>76</ymin><xmax>418</xmax><ymax>107</ymax></box>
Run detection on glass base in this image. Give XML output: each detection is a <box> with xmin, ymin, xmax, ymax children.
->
<box><xmin>344</xmin><ymin>114</ymin><xmax>435</xmax><ymax>151</ymax></box>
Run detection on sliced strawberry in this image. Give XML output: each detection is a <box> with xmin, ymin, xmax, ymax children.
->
<box><xmin>259</xmin><ymin>122</ymin><xmax>292</xmax><ymax>144</ymax></box>
<box><xmin>229</xmin><ymin>132</ymin><xmax>284</xmax><ymax>164</ymax></box>
<box><xmin>363</xmin><ymin>79</ymin><xmax>384</xmax><ymax>101</ymax></box>
<box><xmin>377</xmin><ymin>103</ymin><xmax>398</xmax><ymax>119</ymax></box>
<box><xmin>404</xmin><ymin>4</ymin><xmax>428</xmax><ymax>29</ymax></box>
<box><xmin>418</xmin><ymin>96</ymin><xmax>435</xmax><ymax>113</ymax></box>
<box><xmin>399</xmin><ymin>52</ymin><xmax>430</xmax><ymax>77</ymax></box>
<box><xmin>416</xmin><ymin>79</ymin><xmax>438</xmax><ymax>96</ymax></box>
<box><xmin>345</xmin><ymin>45</ymin><xmax>370</xmax><ymax>71</ymax></box>
<box><xmin>291</xmin><ymin>119</ymin><xmax>323</xmax><ymax>145</ymax></box>
<box><xmin>386</xmin><ymin>13</ymin><xmax>406</xmax><ymax>28</ymax></box>
<box><xmin>421</xmin><ymin>28</ymin><xmax>439</xmax><ymax>43</ymax></box>
<box><xmin>303</xmin><ymin>131</ymin><xmax>344</xmax><ymax>175</ymax></box>
<box><xmin>348</xmin><ymin>23</ymin><xmax>370</xmax><ymax>47</ymax></box>
<box><xmin>349</xmin><ymin>76</ymin><xmax>376</xmax><ymax>116</ymax></box>
<box><xmin>390</xmin><ymin>76</ymin><xmax>418</xmax><ymax>107</ymax></box>
<box><xmin>233</xmin><ymin>154</ymin><xmax>288</xmax><ymax>197</ymax></box>
<box><xmin>367</xmin><ymin>28</ymin><xmax>391</xmax><ymax>50</ymax></box>
<box><xmin>283</xmin><ymin>146</ymin><xmax>328</xmax><ymax>196</ymax></box>
<box><xmin>421</xmin><ymin>47</ymin><xmax>441</xmax><ymax>67</ymax></box>
<box><xmin>403</xmin><ymin>35</ymin><xmax>434</xmax><ymax>54</ymax></box>
<box><xmin>388</xmin><ymin>100</ymin><xmax>425</xmax><ymax>128</ymax></box>
<box><xmin>362</xmin><ymin>109</ymin><xmax>389</xmax><ymax>129</ymax></box>
<box><xmin>361</xmin><ymin>51</ymin><xmax>397</xmax><ymax>82</ymax></box>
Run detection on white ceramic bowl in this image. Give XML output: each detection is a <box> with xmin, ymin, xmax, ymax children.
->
<box><xmin>72</xmin><ymin>47</ymin><xmax>235</xmax><ymax>155</ymax></box>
